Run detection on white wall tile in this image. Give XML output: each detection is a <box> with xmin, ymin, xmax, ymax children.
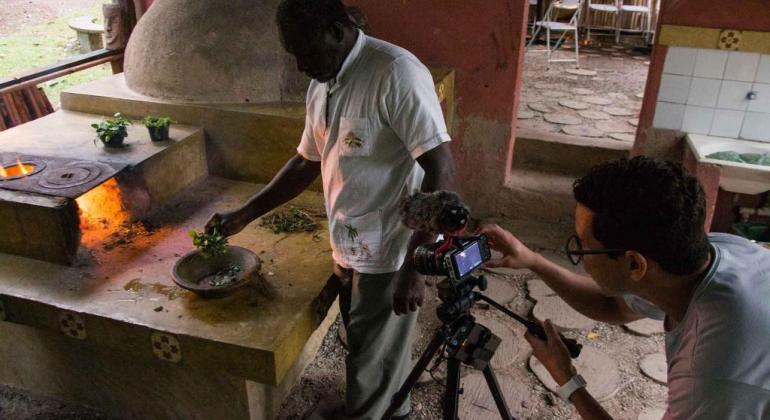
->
<box><xmin>653</xmin><ymin>102</ymin><xmax>685</xmax><ymax>130</ymax></box>
<box><xmin>693</xmin><ymin>49</ymin><xmax>728</xmax><ymax>79</ymax></box>
<box><xmin>682</xmin><ymin>106</ymin><xmax>715</xmax><ymax>134</ymax></box>
<box><xmin>756</xmin><ymin>54</ymin><xmax>770</xmax><ymax>84</ymax></box>
<box><xmin>741</xmin><ymin>112</ymin><xmax>770</xmax><ymax>142</ymax></box>
<box><xmin>718</xmin><ymin>80</ymin><xmax>753</xmax><ymax>110</ymax></box>
<box><xmin>710</xmin><ymin>110</ymin><xmax>745</xmax><ymax>138</ymax></box>
<box><xmin>658</xmin><ymin>74</ymin><xmax>691</xmax><ymax>104</ymax></box>
<box><xmin>724</xmin><ymin>51</ymin><xmax>760</xmax><ymax>82</ymax></box>
<box><xmin>747</xmin><ymin>83</ymin><xmax>770</xmax><ymax>113</ymax></box>
<box><xmin>687</xmin><ymin>78</ymin><xmax>721</xmax><ymax>107</ymax></box>
<box><xmin>663</xmin><ymin>47</ymin><xmax>697</xmax><ymax>76</ymax></box>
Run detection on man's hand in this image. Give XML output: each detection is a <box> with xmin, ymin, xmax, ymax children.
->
<box><xmin>476</xmin><ymin>224</ymin><xmax>539</xmax><ymax>270</ymax></box>
<box><xmin>205</xmin><ymin>208</ymin><xmax>250</xmax><ymax>237</ymax></box>
<box><xmin>525</xmin><ymin>319</ymin><xmax>576</xmax><ymax>386</ymax></box>
<box><xmin>392</xmin><ymin>265</ymin><xmax>425</xmax><ymax>315</ymax></box>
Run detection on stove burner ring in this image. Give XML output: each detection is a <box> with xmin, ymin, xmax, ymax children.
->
<box><xmin>0</xmin><ymin>159</ymin><xmax>46</xmax><ymax>181</ymax></box>
<box><xmin>38</xmin><ymin>162</ymin><xmax>109</xmax><ymax>189</ymax></box>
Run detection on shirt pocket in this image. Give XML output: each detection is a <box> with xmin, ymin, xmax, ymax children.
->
<box><xmin>337</xmin><ymin>117</ymin><xmax>373</xmax><ymax>157</ymax></box>
<box><xmin>332</xmin><ymin>210</ymin><xmax>382</xmax><ymax>263</ymax></box>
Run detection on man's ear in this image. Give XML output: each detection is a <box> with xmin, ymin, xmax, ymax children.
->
<box><xmin>626</xmin><ymin>250</ymin><xmax>647</xmax><ymax>283</ymax></box>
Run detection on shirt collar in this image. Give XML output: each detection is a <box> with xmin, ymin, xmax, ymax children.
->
<box><xmin>329</xmin><ymin>29</ymin><xmax>365</xmax><ymax>93</ymax></box>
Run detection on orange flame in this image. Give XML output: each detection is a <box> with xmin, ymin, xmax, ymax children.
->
<box><xmin>17</xmin><ymin>159</ymin><xmax>29</xmax><ymax>175</ymax></box>
<box><xmin>76</xmin><ymin>178</ymin><xmax>130</xmax><ymax>245</ymax></box>
<box><xmin>0</xmin><ymin>165</ymin><xmax>6</xmax><ymax>177</ymax></box>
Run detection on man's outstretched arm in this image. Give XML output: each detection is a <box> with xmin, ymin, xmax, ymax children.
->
<box><xmin>206</xmin><ymin>154</ymin><xmax>321</xmax><ymax>236</ymax></box>
<box><xmin>476</xmin><ymin>224</ymin><xmax>642</xmax><ymax>325</ymax></box>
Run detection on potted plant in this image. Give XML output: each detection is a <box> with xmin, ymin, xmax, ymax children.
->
<box><xmin>142</xmin><ymin>116</ymin><xmax>173</xmax><ymax>141</ymax></box>
<box><xmin>92</xmin><ymin>113</ymin><xmax>132</xmax><ymax>147</ymax></box>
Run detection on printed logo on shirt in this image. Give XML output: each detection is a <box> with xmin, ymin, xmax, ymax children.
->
<box><xmin>344</xmin><ymin>132</ymin><xmax>364</xmax><ymax>148</ymax></box>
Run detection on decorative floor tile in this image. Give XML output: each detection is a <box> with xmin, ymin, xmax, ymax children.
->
<box><xmin>59</xmin><ymin>311</ymin><xmax>87</xmax><ymax>340</ymax></box>
<box><xmin>718</xmin><ymin>30</ymin><xmax>742</xmax><ymax>51</ymax></box>
<box><xmin>151</xmin><ymin>331</ymin><xmax>182</xmax><ymax>363</ymax></box>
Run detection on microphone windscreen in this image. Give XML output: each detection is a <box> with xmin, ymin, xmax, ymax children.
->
<box><xmin>398</xmin><ymin>191</ymin><xmax>468</xmax><ymax>234</ymax></box>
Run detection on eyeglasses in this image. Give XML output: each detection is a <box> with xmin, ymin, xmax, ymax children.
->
<box><xmin>564</xmin><ymin>235</ymin><xmax>626</xmax><ymax>265</ymax></box>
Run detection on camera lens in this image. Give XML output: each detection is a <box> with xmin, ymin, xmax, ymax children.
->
<box><xmin>413</xmin><ymin>242</ymin><xmax>446</xmax><ymax>276</ymax></box>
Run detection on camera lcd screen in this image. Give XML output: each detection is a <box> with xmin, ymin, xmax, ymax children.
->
<box><xmin>453</xmin><ymin>242</ymin><xmax>483</xmax><ymax>278</ymax></box>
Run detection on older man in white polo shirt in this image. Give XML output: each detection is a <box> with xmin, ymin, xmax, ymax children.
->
<box><xmin>207</xmin><ymin>1</ymin><xmax>456</xmax><ymax>418</ymax></box>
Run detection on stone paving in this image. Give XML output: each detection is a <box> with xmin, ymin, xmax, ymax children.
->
<box><xmin>518</xmin><ymin>42</ymin><xmax>651</xmax><ymax>146</ymax></box>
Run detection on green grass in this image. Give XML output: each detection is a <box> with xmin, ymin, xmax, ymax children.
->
<box><xmin>0</xmin><ymin>4</ymin><xmax>111</xmax><ymax>108</ymax></box>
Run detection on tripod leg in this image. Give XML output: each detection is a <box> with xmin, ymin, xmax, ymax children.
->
<box><xmin>443</xmin><ymin>358</ymin><xmax>462</xmax><ymax>420</ymax></box>
<box><xmin>482</xmin><ymin>366</ymin><xmax>516</xmax><ymax>420</ymax></box>
<box><xmin>382</xmin><ymin>328</ymin><xmax>447</xmax><ymax>420</ymax></box>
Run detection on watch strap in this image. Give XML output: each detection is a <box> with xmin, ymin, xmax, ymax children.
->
<box><xmin>557</xmin><ymin>374</ymin><xmax>587</xmax><ymax>401</ymax></box>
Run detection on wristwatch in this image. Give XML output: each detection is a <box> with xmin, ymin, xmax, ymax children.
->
<box><xmin>557</xmin><ymin>374</ymin><xmax>587</xmax><ymax>401</ymax></box>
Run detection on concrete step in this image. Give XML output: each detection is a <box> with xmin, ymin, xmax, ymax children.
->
<box><xmin>501</xmin><ymin>167</ymin><xmax>577</xmax><ymax>225</ymax></box>
<box><xmin>499</xmin><ymin>128</ymin><xmax>631</xmax><ymax>225</ymax></box>
<box><xmin>513</xmin><ymin>127</ymin><xmax>630</xmax><ymax>177</ymax></box>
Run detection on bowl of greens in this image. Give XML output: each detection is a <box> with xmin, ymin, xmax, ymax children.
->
<box><xmin>173</xmin><ymin>228</ymin><xmax>260</xmax><ymax>298</ymax></box>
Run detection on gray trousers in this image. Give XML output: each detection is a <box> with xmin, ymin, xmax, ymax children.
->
<box><xmin>336</xmin><ymin>265</ymin><xmax>418</xmax><ymax>420</ymax></box>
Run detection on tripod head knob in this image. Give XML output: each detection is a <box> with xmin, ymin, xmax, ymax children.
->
<box><xmin>477</xmin><ymin>275</ymin><xmax>488</xmax><ymax>291</ymax></box>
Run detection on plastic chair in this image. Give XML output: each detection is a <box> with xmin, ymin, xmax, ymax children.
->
<box><xmin>526</xmin><ymin>0</ymin><xmax>584</xmax><ymax>68</ymax></box>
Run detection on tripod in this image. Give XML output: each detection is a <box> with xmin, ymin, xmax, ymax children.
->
<box><xmin>383</xmin><ymin>311</ymin><xmax>514</xmax><ymax>420</ymax></box>
<box><xmin>382</xmin><ymin>276</ymin><xmax>582</xmax><ymax>420</ymax></box>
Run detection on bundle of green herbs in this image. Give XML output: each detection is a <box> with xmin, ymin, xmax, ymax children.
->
<box><xmin>189</xmin><ymin>225</ymin><xmax>228</xmax><ymax>259</ymax></box>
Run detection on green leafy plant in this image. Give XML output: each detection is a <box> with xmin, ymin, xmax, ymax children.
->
<box><xmin>142</xmin><ymin>116</ymin><xmax>173</xmax><ymax>128</ymax></box>
<box><xmin>189</xmin><ymin>226</ymin><xmax>228</xmax><ymax>259</ymax></box>
<box><xmin>91</xmin><ymin>112</ymin><xmax>132</xmax><ymax>146</ymax></box>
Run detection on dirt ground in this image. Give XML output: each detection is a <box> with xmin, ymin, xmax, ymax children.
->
<box><xmin>0</xmin><ymin>0</ymin><xmax>103</xmax><ymax>37</ymax></box>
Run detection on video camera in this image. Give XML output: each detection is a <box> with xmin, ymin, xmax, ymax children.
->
<box><xmin>413</xmin><ymin>234</ymin><xmax>491</xmax><ymax>284</ymax></box>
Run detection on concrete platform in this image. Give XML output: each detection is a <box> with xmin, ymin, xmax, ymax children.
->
<box><xmin>0</xmin><ymin>177</ymin><xmax>337</xmax><ymax>419</ymax></box>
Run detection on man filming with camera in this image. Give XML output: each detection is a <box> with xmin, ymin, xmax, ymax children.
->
<box><xmin>479</xmin><ymin>157</ymin><xmax>770</xmax><ymax>419</ymax></box>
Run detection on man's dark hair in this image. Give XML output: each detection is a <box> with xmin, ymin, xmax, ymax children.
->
<box><xmin>276</xmin><ymin>0</ymin><xmax>353</xmax><ymax>43</ymax></box>
<box><xmin>573</xmin><ymin>156</ymin><xmax>710</xmax><ymax>275</ymax></box>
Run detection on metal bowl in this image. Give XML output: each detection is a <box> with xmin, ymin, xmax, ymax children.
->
<box><xmin>172</xmin><ymin>245</ymin><xmax>261</xmax><ymax>298</ymax></box>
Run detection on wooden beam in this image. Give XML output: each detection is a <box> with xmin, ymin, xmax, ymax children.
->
<box><xmin>0</xmin><ymin>53</ymin><xmax>124</xmax><ymax>95</ymax></box>
<box><xmin>0</xmin><ymin>49</ymin><xmax>123</xmax><ymax>91</ymax></box>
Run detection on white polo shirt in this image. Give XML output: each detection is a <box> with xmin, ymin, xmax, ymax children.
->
<box><xmin>297</xmin><ymin>30</ymin><xmax>451</xmax><ymax>274</ymax></box>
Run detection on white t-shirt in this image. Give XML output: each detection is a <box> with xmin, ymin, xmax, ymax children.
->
<box><xmin>624</xmin><ymin>233</ymin><xmax>770</xmax><ymax>419</ymax></box>
<box><xmin>297</xmin><ymin>30</ymin><xmax>451</xmax><ymax>274</ymax></box>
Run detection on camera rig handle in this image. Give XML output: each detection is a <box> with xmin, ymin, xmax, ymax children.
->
<box><xmin>474</xmin><ymin>293</ymin><xmax>582</xmax><ymax>359</ymax></box>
